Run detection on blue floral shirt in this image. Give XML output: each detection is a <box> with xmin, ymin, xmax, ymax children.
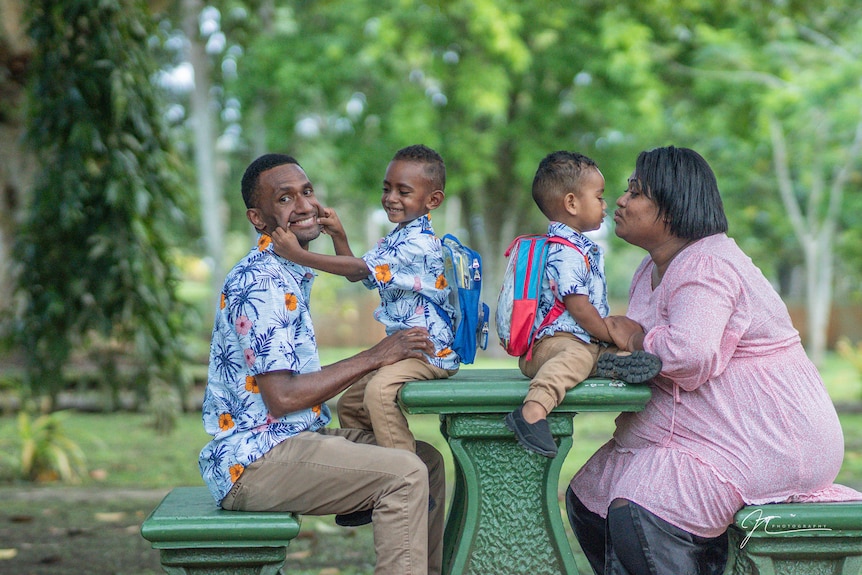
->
<box><xmin>534</xmin><ymin>221</ymin><xmax>608</xmax><ymax>344</ymax></box>
<box><xmin>199</xmin><ymin>234</ymin><xmax>330</xmax><ymax>504</ymax></box>
<box><xmin>361</xmin><ymin>215</ymin><xmax>459</xmax><ymax>370</ymax></box>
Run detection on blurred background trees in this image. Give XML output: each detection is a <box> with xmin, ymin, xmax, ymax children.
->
<box><xmin>2</xmin><ymin>0</ymin><xmax>193</xmax><ymax>415</ymax></box>
<box><xmin>1</xmin><ymin>0</ymin><xmax>861</xmax><ymax>412</ymax></box>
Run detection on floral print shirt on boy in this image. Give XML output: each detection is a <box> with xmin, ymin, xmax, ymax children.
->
<box><xmin>199</xmin><ymin>235</ymin><xmax>330</xmax><ymax>504</ymax></box>
<box><xmin>361</xmin><ymin>215</ymin><xmax>459</xmax><ymax>371</ymax></box>
<box><xmin>534</xmin><ymin>221</ymin><xmax>609</xmax><ymax>344</ymax></box>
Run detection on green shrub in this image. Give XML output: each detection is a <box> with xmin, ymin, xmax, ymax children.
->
<box><xmin>16</xmin><ymin>410</ymin><xmax>87</xmax><ymax>483</ymax></box>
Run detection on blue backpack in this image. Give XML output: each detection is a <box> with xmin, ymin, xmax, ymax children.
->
<box><xmin>438</xmin><ymin>234</ymin><xmax>489</xmax><ymax>364</ymax></box>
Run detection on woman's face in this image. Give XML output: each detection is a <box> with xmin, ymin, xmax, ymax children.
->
<box><xmin>613</xmin><ymin>171</ymin><xmax>669</xmax><ymax>249</ymax></box>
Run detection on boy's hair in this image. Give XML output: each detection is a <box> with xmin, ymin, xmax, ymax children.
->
<box><xmin>634</xmin><ymin>146</ymin><xmax>728</xmax><ymax>240</ymax></box>
<box><xmin>531</xmin><ymin>151</ymin><xmax>598</xmax><ymax>219</ymax></box>
<box><xmin>241</xmin><ymin>153</ymin><xmax>301</xmax><ymax>209</ymax></box>
<box><xmin>392</xmin><ymin>144</ymin><xmax>446</xmax><ymax>191</ymax></box>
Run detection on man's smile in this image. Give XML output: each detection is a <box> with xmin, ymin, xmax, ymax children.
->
<box><xmin>289</xmin><ymin>216</ymin><xmax>318</xmax><ymax>228</ymax></box>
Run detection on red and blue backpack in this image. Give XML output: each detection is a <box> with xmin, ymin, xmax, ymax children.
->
<box><xmin>495</xmin><ymin>235</ymin><xmax>588</xmax><ymax>360</ymax></box>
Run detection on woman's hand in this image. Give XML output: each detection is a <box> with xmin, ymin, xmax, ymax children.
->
<box><xmin>605</xmin><ymin>315</ymin><xmax>646</xmax><ymax>351</ymax></box>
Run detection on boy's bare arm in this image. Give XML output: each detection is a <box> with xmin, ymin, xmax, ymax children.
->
<box><xmin>318</xmin><ymin>208</ymin><xmax>354</xmax><ymax>257</ymax></box>
<box><xmin>563</xmin><ymin>293</ymin><xmax>613</xmax><ymax>343</ymax></box>
<box><xmin>271</xmin><ymin>226</ymin><xmax>370</xmax><ymax>282</ymax></box>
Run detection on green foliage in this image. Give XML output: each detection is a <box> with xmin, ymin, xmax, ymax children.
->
<box><xmin>0</xmin><ymin>410</ymin><xmax>211</xmax><ymax>488</ymax></box>
<box><xmin>650</xmin><ymin>2</ymin><xmax>862</xmax><ymax>292</ymax></box>
<box><xmin>7</xmin><ymin>0</ymin><xmax>194</xmax><ymax>406</ymax></box>
<box><xmin>227</xmin><ymin>0</ymin><xmax>675</xmax><ymax>297</ymax></box>
<box><xmin>15</xmin><ymin>410</ymin><xmax>87</xmax><ymax>483</ymax></box>
<box><xmin>837</xmin><ymin>338</ymin><xmax>862</xmax><ymax>394</ymax></box>
<box><xmin>146</xmin><ymin>379</ymin><xmax>183</xmax><ymax>435</ymax></box>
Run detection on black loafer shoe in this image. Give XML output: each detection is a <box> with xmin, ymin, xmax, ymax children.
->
<box><xmin>504</xmin><ymin>406</ymin><xmax>558</xmax><ymax>458</ymax></box>
<box><xmin>596</xmin><ymin>350</ymin><xmax>662</xmax><ymax>384</ymax></box>
<box><xmin>336</xmin><ymin>496</ymin><xmax>435</xmax><ymax>528</ymax></box>
<box><xmin>335</xmin><ymin>509</ymin><xmax>373</xmax><ymax>527</ymax></box>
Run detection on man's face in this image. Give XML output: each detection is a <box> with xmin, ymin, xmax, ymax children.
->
<box><xmin>247</xmin><ymin>163</ymin><xmax>324</xmax><ymax>247</ymax></box>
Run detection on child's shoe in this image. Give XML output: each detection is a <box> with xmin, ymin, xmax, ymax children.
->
<box><xmin>505</xmin><ymin>405</ymin><xmax>558</xmax><ymax>458</ymax></box>
<box><xmin>596</xmin><ymin>350</ymin><xmax>662</xmax><ymax>383</ymax></box>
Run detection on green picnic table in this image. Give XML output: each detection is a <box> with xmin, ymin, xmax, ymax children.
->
<box><xmin>399</xmin><ymin>368</ymin><xmax>652</xmax><ymax>575</ymax></box>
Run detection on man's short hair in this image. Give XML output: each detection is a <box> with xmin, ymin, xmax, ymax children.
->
<box><xmin>532</xmin><ymin>151</ymin><xmax>598</xmax><ymax>219</ymax></box>
<box><xmin>241</xmin><ymin>154</ymin><xmax>301</xmax><ymax>209</ymax></box>
<box><xmin>392</xmin><ymin>144</ymin><xmax>446</xmax><ymax>191</ymax></box>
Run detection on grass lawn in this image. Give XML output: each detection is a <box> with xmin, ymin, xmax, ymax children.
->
<box><xmin>0</xmin><ymin>352</ymin><xmax>860</xmax><ymax>574</ymax></box>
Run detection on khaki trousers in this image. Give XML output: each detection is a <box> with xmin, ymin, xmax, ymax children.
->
<box><xmin>338</xmin><ymin>358</ymin><xmax>456</xmax><ymax>452</ymax></box>
<box><xmin>519</xmin><ymin>332</ymin><xmax>619</xmax><ymax>415</ymax></box>
<box><xmin>221</xmin><ymin>427</ymin><xmax>445</xmax><ymax>575</ymax></box>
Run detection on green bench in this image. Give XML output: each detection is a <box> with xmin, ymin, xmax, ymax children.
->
<box><xmin>141</xmin><ymin>370</ymin><xmax>861</xmax><ymax>575</ymax></box>
<box><xmin>140</xmin><ymin>486</ymin><xmax>301</xmax><ymax>575</ymax></box>
<box><xmin>399</xmin><ymin>368</ymin><xmax>652</xmax><ymax>575</ymax></box>
<box><xmin>725</xmin><ymin>501</ymin><xmax>862</xmax><ymax>575</ymax></box>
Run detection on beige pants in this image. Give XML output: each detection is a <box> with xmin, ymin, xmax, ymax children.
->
<box><xmin>221</xmin><ymin>427</ymin><xmax>445</xmax><ymax>575</ymax></box>
<box><xmin>519</xmin><ymin>332</ymin><xmax>620</xmax><ymax>415</ymax></box>
<box><xmin>338</xmin><ymin>358</ymin><xmax>457</xmax><ymax>452</ymax></box>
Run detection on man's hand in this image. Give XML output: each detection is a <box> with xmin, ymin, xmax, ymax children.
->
<box><xmin>367</xmin><ymin>327</ymin><xmax>436</xmax><ymax>366</ymax></box>
<box><xmin>256</xmin><ymin>327</ymin><xmax>435</xmax><ymax>419</ymax></box>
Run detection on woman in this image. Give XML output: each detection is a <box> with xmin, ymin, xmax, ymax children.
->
<box><xmin>567</xmin><ymin>146</ymin><xmax>860</xmax><ymax>575</ymax></box>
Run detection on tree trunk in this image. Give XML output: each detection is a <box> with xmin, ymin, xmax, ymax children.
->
<box><xmin>0</xmin><ymin>0</ymin><xmax>34</xmax><ymax>306</ymax></box>
<box><xmin>770</xmin><ymin>113</ymin><xmax>862</xmax><ymax>366</ymax></box>
<box><xmin>804</xmin><ymin>238</ymin><xmax>832</xmax><ymax>366</ymax></box>
<box><xmin>182</xmin><ymin>0</ymin><xmax>224</xmax><ymax>306</ymax></box>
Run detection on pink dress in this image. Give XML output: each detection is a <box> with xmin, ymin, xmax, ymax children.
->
<box><xmin>569</xmin><ymin>233</ymin><xmax>859</xmax><ymax>538</ymax></box>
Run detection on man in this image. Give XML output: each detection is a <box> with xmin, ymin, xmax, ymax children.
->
<box><xmin>198</xmin><ymin>153</ymin><xmax>445</xmax><ymax>575</ymax></box>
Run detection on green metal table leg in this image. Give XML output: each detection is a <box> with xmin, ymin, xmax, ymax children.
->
<box><xmin>441</xmin><ymin>413</ymin><xmax>578</xmax><ymax>575</ymax></box>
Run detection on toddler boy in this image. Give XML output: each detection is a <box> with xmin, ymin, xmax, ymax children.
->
<box><xmin>505</xmin><ymin>151</ymin><xmax>661</xmax><ymax>458</ymax></box>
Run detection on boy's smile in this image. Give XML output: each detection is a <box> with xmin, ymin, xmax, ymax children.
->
<box><xmin>381</xmin><ymin>159</ymin><xmax>441</xmax><ymax>224</ymax></box>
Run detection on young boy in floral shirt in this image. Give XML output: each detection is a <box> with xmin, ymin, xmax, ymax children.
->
<box><xmin>271</xmin><ymin>145</ymin><xmax>458</xmax><ymax>469</ymax></box>
<box><xmin>505</xmin><ymin>151</ymin><xmax>662</xmax><ymax>459</ymax></box>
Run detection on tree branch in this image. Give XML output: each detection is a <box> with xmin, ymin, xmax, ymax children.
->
<box><xmin>668</xmin><ymin>62</ymin><xmax>789</xmax><ymax>90</ymax></box>
<box><xmin>826</xmin><ymin>109</ymin><xmax>862</xmax><ymax>236</ymax></box>
<box><xmin>768</xmin><ymin>115</ymin><xmax>809</xmax><ymax>243</ymax></box>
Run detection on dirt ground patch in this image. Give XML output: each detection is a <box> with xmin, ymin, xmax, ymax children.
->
<box><xmin>1</xmin><ymin>488</ymin><xmax>167</xmax><ymax>575</ymax></box>
<box><xmin>0</xmin><ymin>487</ymin><xmax>376</xmax><ymax>575</ymax></box>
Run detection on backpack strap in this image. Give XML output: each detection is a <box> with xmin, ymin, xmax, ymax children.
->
<box><xmin>526</xmin><ymin>236</ymin><xmax>589</xmax><ymax>360</ymax></box>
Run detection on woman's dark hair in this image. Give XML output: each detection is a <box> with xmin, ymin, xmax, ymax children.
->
<box><xmin>634</xmin><ymin>146</ymin><xmax>728</xmax><ymax>240</ymax></box>
<box><xmin>241</xmin><ymin>154</ymin><xmax>301</xmax><ymax>209</ymax></box>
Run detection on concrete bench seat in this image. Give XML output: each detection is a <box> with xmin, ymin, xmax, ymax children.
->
<box><xmin>141</xmin><ymin>486</ymin><xmax>301</xmax><ymax>575</ymax></box>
